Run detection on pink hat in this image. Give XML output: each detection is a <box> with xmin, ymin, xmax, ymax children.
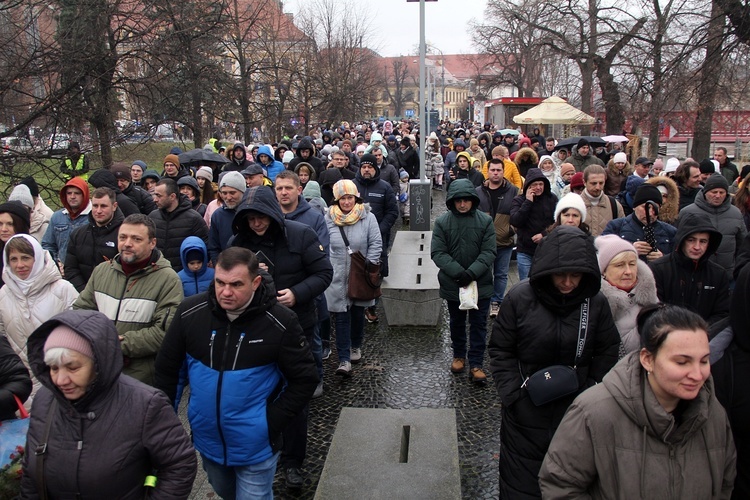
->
<box><xmin>44</xmin><ymin>324</ymin><xmax>94</xmax><ymax>359</ymax></box>
<box><xmin>594</xmin><ymin>234</ymin><xmax>637</xmax><ymax>274</ymax></box>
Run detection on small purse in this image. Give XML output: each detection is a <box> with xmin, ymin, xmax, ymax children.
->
<box><xmin>339</xmin><ymin>226</ymin><xmax>382</xmax><ymax>301</ymax></box>
<box><xmin>521</xmin><ymin>299</ymin><xmax>590</xmax><ymax>406</ymax></box>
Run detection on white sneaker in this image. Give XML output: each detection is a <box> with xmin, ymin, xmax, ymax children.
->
<box><xmin>312</xmin><ymin>381</ymin><xmax>324</xmax><ymax>398</ymax></box>
<box><xmin>336</xmin><ymin>361</ymin><xmax>352</xmax><ymax>377</ymax></box>
<box><xmin>350</xmin><ymin>348</ymin><xmax>362</xmax><ymax>364</ymax></box>
<box><xmin>489</xmin><ymin>302</ymin><xmax>500</xmax><ymax>318</ymax></box>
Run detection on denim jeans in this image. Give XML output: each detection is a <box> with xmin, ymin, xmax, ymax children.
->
<box><xmin>334</xmin><ymin>305</ymin><xmax>365</xmax><ymax>362</ymax></box>
<box><xmin>446</xmin><ymin>299</ymin><xmax>490</xmax><ymax>368</ymax></box>
<box><xmin>492</xmin><ymin>246</ymin><xmax>514</xmax><ymax>304</ymax></box>
<box><xmin>516</xmin><ymin>252</ymin><xmax>533</xmax><ymax>282</ymax></box>
<box><xmin>201</xmin><ymin>451</ymin><xmax>279</xmax><ymax>500</ymax></box>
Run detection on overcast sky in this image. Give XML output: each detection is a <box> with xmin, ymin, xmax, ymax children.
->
<box><xmin>283</xmin><ymin>0</ymin><xmax>488</xmax><ymax>57</ymax></box>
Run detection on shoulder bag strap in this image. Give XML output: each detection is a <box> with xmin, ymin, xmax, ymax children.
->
<box><xmin>338</xmin><ymin>225</ymin><xmax>352</xmax><ymax>254</ymax></box>
<box><xmin>573</xmin><ymin>298</ymin><xmax>590</xmax><ymax>368</ymax></box>
<box><xmin>608</xmin><ymin>195</ymin><xmax>618</xmax><ymax>221</ymax></box>
<box><xmin>36</xmin><ymin>398</ymin><xmax>58</xmax><ymax>500</ymax></box>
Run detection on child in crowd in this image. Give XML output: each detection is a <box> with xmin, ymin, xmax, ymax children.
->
<box><xmin>398</xmin><ymin>169</ymin><xmax>410</xmax><ymax>225</ymax></box>
<box><xmin>177</xmin><ymin>236</ymin><xmax>214</xmax><ymax>297</ymax></box>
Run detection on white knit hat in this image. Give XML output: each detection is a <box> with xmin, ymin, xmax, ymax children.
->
<box><xmin>613</xmin><ymin>152</ymin><xmax>627</xmax><ymax>164</ymax></box>
<box><xmin>554</xmin><ymin>193</ymin><xmax>587</xmax><ymax>222</ymax></box>
<box><xmin>664</xmin><ymin>158</ymin><xmax>680</xmax><ymax>174</ymax></box>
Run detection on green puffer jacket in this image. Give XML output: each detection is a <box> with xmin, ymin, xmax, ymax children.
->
<box><xmin>73</xmin><ymin>249</ymin><xmax>183</xmax><ymax>385</ymax></box>
<box><xmin>431</xmin><ymin>179</ymin><xmax>496</xmax><ymax>301</ymax></box>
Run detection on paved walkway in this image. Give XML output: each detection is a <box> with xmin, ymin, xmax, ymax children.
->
<box><xmin>186</xmin><ymin>187</ymin><xmax>518</xmax><ymax>499</ymax></box>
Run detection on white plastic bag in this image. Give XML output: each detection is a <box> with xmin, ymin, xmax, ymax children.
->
<box><xmin>458</xmin><ymin>281</ymin><xmax>479</xmax><ymax>310</ymax></box>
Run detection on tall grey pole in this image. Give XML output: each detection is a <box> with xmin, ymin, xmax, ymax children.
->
<box><xmin>419</xmin><ymin>0</ymin><xmax>426</xmax><ymax>181</ymax></box>
<box><xmin>409</xmin><ymin>0</ymin><xmax>431</xmax><ymax>231</ymax></box>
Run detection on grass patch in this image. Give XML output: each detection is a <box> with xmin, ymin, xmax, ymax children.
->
<box><xmin>0</xmin><ymin>140</ymin><xmax>195</xmax><ymax>211</ymax></box>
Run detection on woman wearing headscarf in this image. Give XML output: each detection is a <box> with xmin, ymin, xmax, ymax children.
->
<box><xmin>540</xmin><ymin>305</ymin><xmax>736</xmax><ymax>499</ymax></box>
<box><xmin>0</xmin><ymin>234</ymin><xmax>78</xmax><ymax>406</ymax></box>
<box><xmin>20</xmin><ymin>310</ymin><xmax>197</xmax><ymax>498</ymax></box>
<box><xmin>489</xmin><ymin>226</ymin><xmax>620</xmax><ymax>499</ymax></box>
<box><xmin>324</xmin><ymin>180</ymin><xmax>382</xmax><ymax>377</ymax></box>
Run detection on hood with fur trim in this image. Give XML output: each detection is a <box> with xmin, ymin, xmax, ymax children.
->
<box><xmin>646</xmin><ymin>176</ymin><xmax>680</xmax><ymax>224</ymax></box>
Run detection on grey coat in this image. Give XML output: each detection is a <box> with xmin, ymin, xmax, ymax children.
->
<box><xmin>679</xmin><ymin>190</ymin><xmax>747</xmax><ymax>276</ymax></box>
<box><xmin>324</xmin><ymin>208</ymin><xmax>382</xmax><ymax>313</ymax></box>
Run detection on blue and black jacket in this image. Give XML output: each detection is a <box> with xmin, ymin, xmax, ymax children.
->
<box><xmin>177</xmin><ymin>236</ymin><xmax>214</xmax><ymax>297</ymax></box>
<box><xmin>155</xmin><ymin>280</ymin><xmax>318</xmax><ymax>466</ymax></box>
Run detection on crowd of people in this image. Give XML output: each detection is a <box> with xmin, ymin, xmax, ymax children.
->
<box><xmin>0</xmin><ymin>118</ymin><xmax>748</xmax><ymax>498</ymax></box>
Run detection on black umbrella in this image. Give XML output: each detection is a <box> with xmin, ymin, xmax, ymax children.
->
<box><xmin>178</xmin><ymin>148</ymin><xmax>229</xmax><ymax>167</ymax></box>
<box><xmin>554</xmin><ymin>136</ymin><xmax>607</xmax><ymax>151</ymax></box>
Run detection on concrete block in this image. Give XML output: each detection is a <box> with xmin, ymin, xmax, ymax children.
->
<box><xmin>315</xmin><ymin>408</ymin><xmax>461</xmax><ymax>500</ymax></box>
<box><xmin>382</xmin><ymin>232</ymin><xmax>441</xmax><ymax>326</ymax></box>
<box><xmin>408</xmin><ymin>180</ymin><xmax>432</xmax><ymax>231</ymax></box>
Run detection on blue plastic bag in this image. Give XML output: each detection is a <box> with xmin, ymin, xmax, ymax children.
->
<box><xmin>0</xmin><ymin>417</ymin><xmax>29</xmax><ymax>468</ymax></box>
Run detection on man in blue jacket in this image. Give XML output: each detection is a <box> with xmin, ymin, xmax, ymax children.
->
<box><xmin>155</xmin><ymin>247</ymin><xmax>318</xmax><ymax>499</ymax></box>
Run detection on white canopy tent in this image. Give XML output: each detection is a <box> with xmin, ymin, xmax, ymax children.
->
<box><xmin>512</xmin><ymin>96</ymin><xmax>596</xmax><ymax>125</ymax></box>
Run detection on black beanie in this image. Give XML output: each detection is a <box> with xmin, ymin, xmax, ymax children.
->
<box><xmin>632</xmin><ymin>184</ymin><xmax>663</xmax><ymax>207</ymax></box>
<box><xmin>360</xmin><ymin>154</ymin><xmax>378</xmax><ymax>170</ymax></box>
<box><xmin>20</xmin><ymin>176</ymin><xmax>39</xmax><ymax>198</ymax></box>
<box><xmin>0</xmin><ymin>200</ymin><xmax>31</xmax><ymax>228</ymax></box>
<box><xmin>577</xmin><ymin>138</ymin><xmax>590</xmax><ymax>149</ymax></box>
<box><xmin>185</xmin><ymin>249</ymin><xmax>203</xmax><ymax>264</ymax></box>
<box><xmin>741</xmin><ymin>165</ymin><xmax>750</xmax><ymax>180</ymax></box>
<box><xmin>400</xmin><ymin>136</ymin><xmax>411</xmax><ymax>147</ymax></box>
<box><xmin>703</xmin><ymin>173</ymin><xmax>729</xmax><ymax>193</ymax></box>
<box><xmin>699</xmin><ymin>159</ymin><xmax>716</xmax><ymax>174</ymax></box>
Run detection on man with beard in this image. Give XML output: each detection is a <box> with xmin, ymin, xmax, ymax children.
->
<box><xmin>74</xmin><ymin>214</ymin><xmax>183</xmax><ymax>386</ymax></box>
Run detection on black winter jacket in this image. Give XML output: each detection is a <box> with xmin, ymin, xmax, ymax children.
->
<box><xmin>22</xmin><ymin>310</ymin><xmax>197</xmax><ymax>498</ymax></box>
<box><xmin>288</xmin><ymin>138</ymin><xmax>325</xmax><ymax>176</ymax></box>
<box><xmin>510</xmin><ymin>167</ymin><xmax>557</xmax><ymax>255</ymax></box>
<box><xmin>353</xmin><ymin>169</ymin><xmax>399</xmax><ymax>236</ymax></box>
<box><xmin>0</xmin><ymin>334</ymin><xmax>31</xmax><ymax>420</ymax></box>
<box><xmin>396</xmin><ymin>146</ymin><xmax>420</xmax><ymax>179</ymax></box>
<box><xmin>64</xmin><ymin>208</ymin><xmax>124</xmax><ymax>292</ymax></box>
<box><xmin>149</xmin><ymin>195</ymin><xmax>209</xmax><ymax>272</ymax></box>
<box><xmin>649</xmin><ymin>212</ymin><xmax>730</xmax><ymax>326</ymax></box>
<box><xmin>231</xmin><ymin>187</ymin><xmax>332</xmax><ymax>329</ymax></box>
<box><xmin>489</xmin><ymin>226</ymin><xmax>619</xmax><ymax>499</ymax></box>
<box><xmin>476</xmin><ymin>179</ymin><xmax>518</xmax><ymax>248</ymax></box>
<box><xmin>88</xmin><ymin>169</ymin><xmax>140</xmax><ymax>217</ymax></box>
<box><xmin>122</xmin><ymin>181</ymin><xmax>157</xmax><ymax>215</ymax></box>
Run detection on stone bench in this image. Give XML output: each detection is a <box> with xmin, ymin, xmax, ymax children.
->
<box><xmin>381</xmin><ymin>231</ymin><xmax>441</xmax><ymax>326</ymax></box>
<box><xmin>314</xmin><ymin>408</ymin><xmax>461</xmax><ymax>500</ymax></box>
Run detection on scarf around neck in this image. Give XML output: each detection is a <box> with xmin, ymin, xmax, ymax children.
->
<box><xmin>329</xmin><ymin>203</ymin><xmax>366</xmax><ymax>226</ymax></box>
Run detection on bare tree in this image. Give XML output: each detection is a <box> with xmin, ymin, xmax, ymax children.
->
<box><xmin>383</xmin><ymin>58</ymin><xmax>411</xmax><ymax>117</ymax></box>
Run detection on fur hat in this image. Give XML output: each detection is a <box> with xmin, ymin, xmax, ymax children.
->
<box><xmin>332</xmin><ymin>179</ymin><xmax>361</xmax><ymax>202</ymax></box>
<box><xmin>44</xmin><ymin>324</ymin><xmax>94</xmax><ymax>359</ymax></box>
<box><xmin>219</xmin><ymin>171</ymin><xmax>247</xmax><ymax>193</ymax></box>
<box><xmin>554</xmin><ymin>193</ymin><xmax>587</xmax><ymax>222</ymax></box>
<box><xmin>595</xmin><ymin>234</ymin><xmax>638</xmax><ymax>274</ymax></box>
<box><xmin>613</xmin><ymin>152</ymin><xmax>627</xmax><ymax>164</ymax></box>
<box><xmin>8</xmin><ymin>184</ymin><xmax>34</xmax><ymax>210</ymax></box>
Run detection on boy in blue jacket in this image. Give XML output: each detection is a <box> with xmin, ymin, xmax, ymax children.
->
<box><xmin>178</xmin><ymin>236</ymin><xmax>214</xmax><ymax>297</ymax></box>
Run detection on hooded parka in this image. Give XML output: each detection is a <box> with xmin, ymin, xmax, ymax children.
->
<box><xmin>489</xmin><ymin>226</ymin><xmax>620</xmax><ymax>499</ymax></box>
<box><xmin>510</xmin><ymin>168</ymin><xmax>558</xmax><ymax>256</ymax></box>
<box><xmin>649</xmin><ymin>212</ymin><xmax>731</xmax><ymax>326</ymax></box>
<box><xmin>431</xmin><ymin>179</ymin><xmax>496</xmax><ymax>301</ymax></box>
<box><xmin>21</xmin><ymin>310</ymin><xmax>197</xmax><ymax>499</ymax></box>
<box><xmin>540</xmin><ymin>351</ymin><xmax>736</xmax><ymax>499</ymax></box>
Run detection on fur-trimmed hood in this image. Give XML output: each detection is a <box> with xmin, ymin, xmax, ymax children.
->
<box><xmin>646</xmin><ymin>176</ymin><xmax>680</xmax><ymax>224</ymax></box>
<box><xmin>606</xmin><ymin>158</ymin><xmax>633</xmax><ymax>177</ymax></box>
<box><xmin>599</xmin><ymin>260</ymin><xmax>658</xmax><ymax>318</ymax></box>
<box><xmin>514</xmin><ymin>147</ymin><xmax>539</xmax><ymax>168</ymax></box>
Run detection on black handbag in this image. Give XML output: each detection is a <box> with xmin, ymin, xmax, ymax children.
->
<box><xmin>521</xmin><ymin>298</ymin><xmax>590</xmax><ymax>406</ymax></box>
<box><xmin>339</xmin><ymin>226</ymin><xmax>382</xmax><ymax>301</ymax></box>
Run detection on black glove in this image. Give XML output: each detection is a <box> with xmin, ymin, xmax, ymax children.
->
<box><xmin>456</xmin><ymin>271</ymin><xmax>473</xmax><ymax>288</ymax></box>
